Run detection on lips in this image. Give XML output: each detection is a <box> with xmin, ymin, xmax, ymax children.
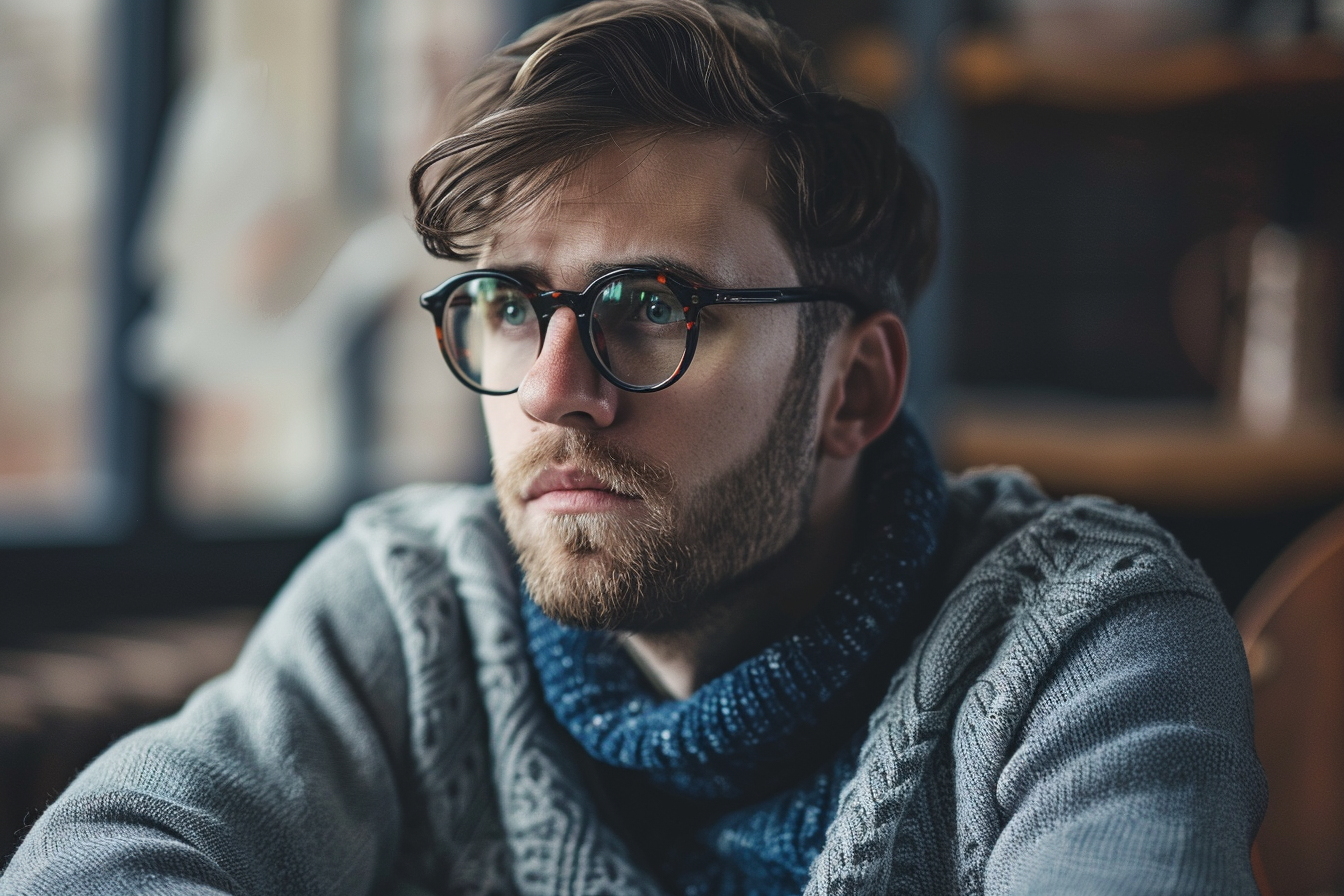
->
<box><xmin>523</xmin><ymin>466</ymin><xmax>641</xmax><ymax>513</ymax></box>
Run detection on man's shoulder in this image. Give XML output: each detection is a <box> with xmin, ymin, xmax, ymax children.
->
<box><xmin>344</xmin><ymin>481</ymin><xmax>502</xmax><ymax>546</ymax></box>
<box><xmin>270</xmin><ymin>482</ymin><xmax>504</xmax><ymax>600</ymax></box>
<box><xmin>940</xmin><ymin>465</ymin><xmax>1217</xmax><ymax>608</ymax></box>
<box><xmin>260</xmin><ymin>482</ymin><xmax>513</xmax><ymax>661</ymax></box>
<box><xmin>826</xmin><ymin>468</ymin><xmax>1260</xmax><ymax>895</ymax></box>
<box><xmin>917</xmin><ymin>464</ymin><xmax>1228</xmax><ymax>720</ymax></box>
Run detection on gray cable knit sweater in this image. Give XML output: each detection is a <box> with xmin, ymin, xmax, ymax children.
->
<box><xmin>1</xmin><ymin>470</ymin><xmax>1266</xmax><ymax>895</ymax></box>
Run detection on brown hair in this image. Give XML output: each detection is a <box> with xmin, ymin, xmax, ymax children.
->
<box><xmin>409</xmin><ymin>0</ymin><xmax>938</xmax><ymax>317</ymax></box>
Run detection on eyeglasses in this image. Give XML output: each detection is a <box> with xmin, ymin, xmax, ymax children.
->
<box><xmin>420</xmin><ymin>267</ymin><xmax>862</xmax><ymax>395</ymax></box>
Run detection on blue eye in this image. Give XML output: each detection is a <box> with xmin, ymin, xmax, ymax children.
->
<box><xmin>501</xmin><ymin>301</ymin><xmax>528</xmax><ymax>326</ymax></box>
<box><xmin>644</xmin><ymin>297</ymin><xmax>673</xmax><ymax>324</ymax></box>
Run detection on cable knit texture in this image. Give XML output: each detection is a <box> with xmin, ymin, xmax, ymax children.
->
<box><xmin>1</xmin><ymin>468</ymin><xmax>1266</xmax><ymax>896</ymax></box>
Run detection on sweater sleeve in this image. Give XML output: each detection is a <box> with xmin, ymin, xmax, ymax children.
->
<box><xmin>982</xmin><ymin>591</ymin><xmax>1267</xmax><ymax>896</ymax></box>
<box><xmin>0</xmin><ymin>529</ymin><xmax>412</xmax><ymax>896</ymax></box>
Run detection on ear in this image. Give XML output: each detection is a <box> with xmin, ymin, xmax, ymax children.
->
<box><xmin>818</xmin><ymin>312</ymin><xmax>908</xmax><ymax>460</ymax></box>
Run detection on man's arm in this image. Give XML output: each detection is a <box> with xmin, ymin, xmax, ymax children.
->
<box><xmin>984</xmin><ymin>591</ymin><xmax>1267</xmax><ymax>895</ymax></box>
<box><xmin>1</xmin><ymin>530</ymin><xmax>411</xmax><ymax>896</ymax></box>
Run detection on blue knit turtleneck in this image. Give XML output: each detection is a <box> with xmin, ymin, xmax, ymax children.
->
<box><xmin>523</xmin><ymin>412</ymin><xmax>947</xmax><ymax>894</ymax></box>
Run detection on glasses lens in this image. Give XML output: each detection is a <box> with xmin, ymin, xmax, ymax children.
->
<box><xmin>590</xmin><ymin>275</ymin><xmax>688</xmax><ymax>388</ymax></box>
<box><xmin>442</xmin><ymin>275</ymin><xmax>538</xmax><ymax>393</ymax></box>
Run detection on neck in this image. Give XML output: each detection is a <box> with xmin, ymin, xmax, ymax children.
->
<box><xmin>623</xmin><ymin>457</ymin><xmax>860</xmax><ymax>699</ymax></box>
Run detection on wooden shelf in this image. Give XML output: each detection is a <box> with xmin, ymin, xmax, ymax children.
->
<box><xmin>948</xmin><ymin>34</ymin><xmax>1344</xmax><ymax>109</ymax></box>
<box><xmin>939</xmin><ymin>396</ymin><xmax>1344</xmax><ymax>511</ymax></box>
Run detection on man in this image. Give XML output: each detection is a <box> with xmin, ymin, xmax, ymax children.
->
<box><xmin>2</xmin><ymin>1</ymin><xmax>1265</xmax><ymax>894</ymax></box>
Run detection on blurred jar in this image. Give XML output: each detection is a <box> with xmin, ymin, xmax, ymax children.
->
<box><xmin>1170</xmin><ymin>221</ymin><xmax>1340</xmax><ymax>437</ymax></box>
<box><xmin>1004</xmin><ymin>0</ymin><xmax>1223</xmax><ymax>54</ymax></box>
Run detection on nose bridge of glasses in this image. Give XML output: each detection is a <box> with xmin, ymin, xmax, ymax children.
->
<box><xmin>530</xmin><ymin>288</ymin><xmax>593</xmax><ymax>339</ymax></box>
<box><xmin>533</xmin><ymin>300</ymin><xmax>586</xmax><ymax>353</ymax></box>
<box><xmin>523</xmin><ymin>300</ymin><xmax>615</xmax><ymax>399</ymax></box>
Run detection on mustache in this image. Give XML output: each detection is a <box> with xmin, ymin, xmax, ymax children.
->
<box><xmin>495</xmin><ymin>430</ymin><xmax>676</xmax><ymax>504</ymax></box>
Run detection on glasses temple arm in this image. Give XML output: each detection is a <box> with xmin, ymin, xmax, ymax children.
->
<box><xmin>704</xmin><ymin>288</ymin><xmax>867</xmax><ymax>310</ymax></box>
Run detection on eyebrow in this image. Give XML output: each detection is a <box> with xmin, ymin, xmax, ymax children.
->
<box><xmin>488</xmin><ymin>258</ymin><xmax>720</xmax><ymax>290</ymax></box>
<box><xmin>588</xmin><ymin>257</ymin><xmax>717</xmax><ymax>287</ymax></box>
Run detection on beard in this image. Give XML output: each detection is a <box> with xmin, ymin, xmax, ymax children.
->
<box><xmin>495</xmin><ymin>366</ymin><xmax>823</xmax><ymax>633</ymax></box>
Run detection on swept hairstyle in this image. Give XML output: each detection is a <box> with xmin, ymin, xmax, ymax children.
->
<box><xmin>410</xmin><ymin>0</ymin><xmax>938</xmax><ymax>317</ymax></box>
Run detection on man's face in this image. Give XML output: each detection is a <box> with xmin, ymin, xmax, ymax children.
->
<box><xmin>482</xmin><ymin>133</ymin><xmax>824</xmax><ymax>631</ymax></box>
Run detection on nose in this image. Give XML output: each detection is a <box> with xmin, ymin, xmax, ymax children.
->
<box><xmin>516</xmin><ymin>307</ymin><xmax>618</xmax><ymax>429</ymax></box>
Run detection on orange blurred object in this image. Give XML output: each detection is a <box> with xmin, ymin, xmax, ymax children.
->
<box><xmin>1237</xmin><ymin>501</ymin><xmax>1344</xmax><ymax>895</ymax></box>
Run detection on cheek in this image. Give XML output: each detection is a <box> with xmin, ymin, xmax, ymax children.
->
<box><xmin>662</xmin><ymin>308</ymin><xmax>799</xmax><ymax>464</ymax></box>
<box><xmin>481</xmin><ymin>396</ymin><xmax>533</xmax><ymax>474</ymax></box>
<box><xmin>690</xmin><ymin>307</ymin><xmax>797</xmax><ymax>394</ymax></box>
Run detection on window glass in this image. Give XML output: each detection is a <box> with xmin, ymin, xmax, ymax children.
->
<box><xmin>135</xmin><ymin>0</ymin><xmax>503</xmax><ymax>525</ymax></box>
<box><xmin>0</xmin><ymin>0</ymin><xmax>110</xmax><ymax>534</ymax></box>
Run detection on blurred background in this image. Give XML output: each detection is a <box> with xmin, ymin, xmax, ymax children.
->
<box><xmin>1</xmin><ymin>0</ymin><xmax>1342</xmax><ymax>889</ymax></box>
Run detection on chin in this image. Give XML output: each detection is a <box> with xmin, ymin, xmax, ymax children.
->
<box><xmin>519</xmin><ymin>537</ymin><xmax>689</xmax><ymax>632</ymax></box>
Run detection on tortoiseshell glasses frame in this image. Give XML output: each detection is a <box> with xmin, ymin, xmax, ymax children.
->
<box><xmin>420</xmin><ymin>266</ymin><xmax>864</xmax><ymax>395</ymax></box>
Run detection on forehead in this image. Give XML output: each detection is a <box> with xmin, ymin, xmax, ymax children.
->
<box><xmin>480</xmin><ymin>132</ymin><xmax>798</xmax><ymax>289</ymax></box>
